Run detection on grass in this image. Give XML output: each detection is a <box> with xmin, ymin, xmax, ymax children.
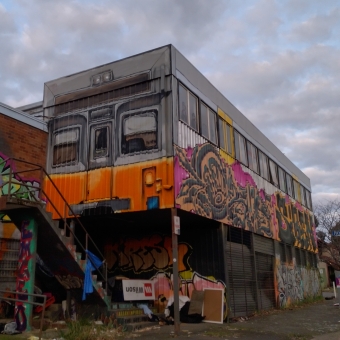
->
<box><xmin>59</xmin><ymin>318</ymin><xmax>126</xmax><ymax>340</ymax></box>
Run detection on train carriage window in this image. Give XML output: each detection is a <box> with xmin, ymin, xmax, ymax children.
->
<box><xmin>53</xmin><ymin>128</ymin><xmax>79</xmax><ymax>166</ymax></box>
<box><xmin>234</xmin><ymin>130</ymin><xmax>248</xmax><ymax>166</ymax></box>
<box><xmin>94</xmin><ymin>127</ymin><xmax>108</xmax><ymax>158</ymax></box>
<box><xmin>121</xmin><ymin>110</ymin><xmax>158</xmax><ymax>154</ymax></box>
<box><xmin>247</xmin><ymin>141</ymin><xmax>259</xmax><ymax>173</ymax></box>
<box><xmin>178</xmin><ymin>83</ymin><xmax>198</xmax><ymax>131</ymax></box>
<box><xmin>269</xmin><ymin>159</ymin><xmax>279</xmax><ymax>187</ymax></box>
<box><xmin>258</xmin><ymin>151</ymin><xmax>269</xmax><ymax>180</ymax></box>
<box><xmin>200</xmin><ymin>102</ymin><xmax>217</xmax><ymax>144</ymax></box>
<box><xmin>278</xmin><ymin>167</ymin><xmax>286</xmax><ymax>193</ymax></box>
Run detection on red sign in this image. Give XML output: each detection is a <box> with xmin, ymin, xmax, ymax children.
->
<box><xmin>144</xmin><ymin>283</ymin><xmax>153</xmax><ymax>297</ymax></box>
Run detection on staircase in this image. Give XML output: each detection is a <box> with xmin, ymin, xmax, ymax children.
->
<box><xmin>0</xmin><ymin>157</ymin><xmax>110</xmax><ymax>308</ymax></box>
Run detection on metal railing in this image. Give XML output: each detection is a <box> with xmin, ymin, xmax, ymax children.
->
<box><xmin>0</xmin><ymin>290</ymin><xmax>47</xmax><ymax>340</ymax></box>
<box><xmin>0</xmin><ymin>157</ymin><xmax>108</xmax><ymax>296</ymax></box>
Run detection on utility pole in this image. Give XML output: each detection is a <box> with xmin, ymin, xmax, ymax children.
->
<box><xmin>171</xmin><ymin>208</ymin><xmax>180</xmax><ymax>336</ymax></box>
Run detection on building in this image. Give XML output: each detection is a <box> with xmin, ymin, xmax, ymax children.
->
<box><xmin>0</xmin><ymin>45</ymin><xmax>320</xmax><ymax>326</ymax></box>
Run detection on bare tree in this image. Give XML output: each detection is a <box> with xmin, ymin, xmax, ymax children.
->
<box><xmin>314</xmin><ymin>198</ymin><xmax>340</xmax><ymax>268</ymax></box>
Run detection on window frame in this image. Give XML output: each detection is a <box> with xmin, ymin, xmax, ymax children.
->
<box><xmin>234</xmin><ymin>130</ymin><xmax>248</xmax><ymax>166</ymax></box>
<box><xmin>200</xmin><ymin>101</ymin><xmax>217</xmax><ymax>144</ymax></box>
<box><xmin>278</xmin><ymin>167</ymin><xmax>287</xmax><ymax>193</ymax></box>
<box><xmin>258</xmin><ymin>150</ymin><xmax>269</xmax><ymax>180</ymax></box>
<box><xmin>178</xmin><ymin>83</ymin><xmax>199</xmax><ymax>131</ymax></box>
<box><xmin>246</xmin><ymin>141</ymin><xmax>259</xmax><ymax>174</ymax></box>
<box><xmin>218</xmin><ymin>117</ymin><xmax>233</xmax><ymax>155</ymax></box>
<box><xmin>52</xmin><ymin>127</ymin><xmax>80</xmax><ymax>167</ymax></box>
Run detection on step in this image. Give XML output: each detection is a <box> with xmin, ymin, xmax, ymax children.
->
<box><xmin>109</xmin><ymin>307</ymin><xmax>158</xmax><ymax>317</ymax></box>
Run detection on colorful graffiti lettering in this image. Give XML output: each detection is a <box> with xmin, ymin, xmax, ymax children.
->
<box><xmin>175</xmin><ymin>144</ymin><xmax>317</xmax><ymax>252</ymax></box>
<box><xmin>276</xmin><ymin>256</ymin><xmax>320</xmax><ymax>307</ymax></box>
<box><xmin>104</xmin><ymin>234</ymin><xmax>192</xmax><ymax>274</ymax></box>
<box><xmin>0</xmin><ymin>154</ymin><xmax>41</xmax><ymax>209</ymax></box>
<box><xmin>14</xmin><ymin>221</ymin><xmax>32</xmax><ymax>331</ymax></box>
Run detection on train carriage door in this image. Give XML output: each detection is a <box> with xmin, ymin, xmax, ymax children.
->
<box><xmin>87</xmin><ymin>107</ymin><xmax>113</xmax><ymax>202</ymax></box>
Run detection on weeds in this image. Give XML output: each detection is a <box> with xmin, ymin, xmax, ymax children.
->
<box><xmin>60</xmin><ymin>317</ymin><xmax>125</xmax><ymax>340</ymax></box>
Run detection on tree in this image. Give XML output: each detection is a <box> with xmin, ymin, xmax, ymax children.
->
<box><xmin>314</xmin><ymin>198</ymin><xmax>340</xmax><ymax>269</ymax></box>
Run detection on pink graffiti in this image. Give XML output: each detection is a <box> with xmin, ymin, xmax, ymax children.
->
<box><xmin>232</xmin><ymin>162</ymin><xmax>256</xmax><ymax>187</ymax></box>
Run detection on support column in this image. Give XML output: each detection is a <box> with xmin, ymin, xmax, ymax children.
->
<box><xmin>171</xmin><ymin>208</ymin><xmax>180</xmax><ymax>336</ymax></box>
<box><xmin>15</xmin><ymin>217</ymin><xmax>38</xmax><ymax>332</ymax></box>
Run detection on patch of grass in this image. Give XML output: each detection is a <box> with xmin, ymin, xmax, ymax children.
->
<box><xmin>60</xmin><ymin>318</ymin><xmax>126</xmax><ymax>340</ymax></box>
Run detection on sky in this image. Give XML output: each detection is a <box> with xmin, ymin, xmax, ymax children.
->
<box><xmin>0</xmin><ymin>0</ymin><xmax>339</xmax><ymax>204</ymax></box>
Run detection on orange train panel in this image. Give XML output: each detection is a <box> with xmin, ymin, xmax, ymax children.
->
<box><xmin>87</xmin><ymin>167</ymin><xmax>112</xmax><ymax>202</ymax></box>
<box><xmin>113</xmin><ymin>157</ymin><xmax>174</xmax><ymax>211</ymax></box>
<box><xmin>44</xmin><ymin>157</ymin><xmax>174</xmax><ymax>218</ymax></box>
<box><xmin>43</xmin><ymin>172</ymin><xmax>87</xmax><ymax>219</ymax></box>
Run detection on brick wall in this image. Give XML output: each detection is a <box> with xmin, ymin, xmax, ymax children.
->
<box><xmin>0</xmin><ymin>112</ymin><xmax>47</xmax><ymax>169</ymax></box>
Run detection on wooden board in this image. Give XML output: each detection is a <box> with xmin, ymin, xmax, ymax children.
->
<box><xmin>202</xmin><ymin>288</ymin><xmax>224</xmax><ymax>324</ymax></box>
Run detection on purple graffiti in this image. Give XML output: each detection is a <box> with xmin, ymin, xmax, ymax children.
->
<box><xmin>14</xmin><ymin>221</ymin><xmax>32</xmax><ymax>331</ymax></box>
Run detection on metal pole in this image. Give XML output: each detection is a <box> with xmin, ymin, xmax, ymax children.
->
<box><xmin>171</xmin><ymin>208</ymin><xmax>180</xmax><ymax>336</ymax></box>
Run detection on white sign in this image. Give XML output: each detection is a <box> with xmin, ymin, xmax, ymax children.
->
<box><xmin>173</xmin><ymin>216</ymin><xmax>180</xmax><ymax>235</ymax></box>
<box><xmin>122</xmin><ymin>280</ymin><xmax>155</xmax><ymax>300</ymax></box>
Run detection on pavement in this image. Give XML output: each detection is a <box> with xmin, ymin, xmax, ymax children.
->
<box><xmin>3</xmin><ymin>291</ymin><xmax>340</xmax><ymax>340</ymax></box>
<box><xmin>125</xmin><ymin>291</ymin><xmax>340</xmax><ymax>340</ymax></box>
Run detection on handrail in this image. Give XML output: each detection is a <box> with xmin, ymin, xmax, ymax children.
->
<box><xmin>0</xmin><ymin>289</ymin><xmax>47</xmax><ymax>340</ymax></box>
<box><xmin>0</xmin><ymin>157</ymin><xmax>108</xmax><ymax>294</ymax></box>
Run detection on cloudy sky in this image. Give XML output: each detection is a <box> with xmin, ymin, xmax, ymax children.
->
<box><xmin>0</xmin><ymin>0</ymin><xmax>339</xmax><ymax>203</ymax></box>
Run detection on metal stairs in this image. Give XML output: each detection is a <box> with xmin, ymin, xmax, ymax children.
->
<box><xmin>0</xmin><ymin>157</ymin><xmax>110</xmax><ymax>308</ymax></box>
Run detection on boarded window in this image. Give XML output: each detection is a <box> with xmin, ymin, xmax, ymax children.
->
<box><xmin>269</xmin><ymin>160</ymin><xmax>278</xmax><ymax>187</ymax></box>
<box><xmin>200</xmin><ymin>103</ymin><xmax>217</xmax><ymax>144</ymax></box>
<box><xmin>286</xmin><ymin>173</ymin><xmax>294</xmax><ymax>198</ymax></box>
<box><xmin>258</xmin><ymin>151</ymin><xmax>269</xmax><ymax>180</ymax></box>
<box><xmin>234</xmin><ymin>131</ymin><xmax>248</xmax><ymax>166</ymax></box>
<box><xmin>293</xmin><ymin>180</ymin><xmax>300</xmax><ymax>201</ymax></box>
<box><xmin>247</xmin><ymin>141</ymin><xmax>259</xmax><ymax>173</ymax></box>
<box><xmin>278</xmin><ymin>167</ymin><xmax>286</xmax><ymax>193</ymax></box>
<box><xmin>179</xmin><ymin>83</ymin><xmax>198</xmax><ymax>131</ymax></box>
<box><xmin>218</xmin><ymin>118</ymin><xmax>233</xmax><ymax>154</ymax></box>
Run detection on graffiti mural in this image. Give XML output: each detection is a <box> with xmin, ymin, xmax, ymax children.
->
<box><xmin>105</xmin><ymin>234</ymin><xmax>192</xmax><ymax>274</ymax></box>
<box><xmin>14</xmin><ymin>221</ymin><xmax>33</xmax><ymax>331</ymax></box>
<box><xmin>0</xmin><ymin>154</ymin><xmax>40</xmax><ymax>203</ymax></box>
<box><xmin>276</xmin><ymin>256</ymin><xmax>321</xmax><ymax>307</ymax></box>
<box><xmin>104</xmin><ymin>233</ymin><xmax>226</xmax><ymax>311</ymax></box>
<box><xmin>175</xmin><ymin>144</ymin><xmax>317</xmax><ymax>252</ymax></box>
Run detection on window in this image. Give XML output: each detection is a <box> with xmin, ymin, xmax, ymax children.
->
<box><xmin>234</xmin><ymin>131</ymin><xmax>248</xmax><ymax>166</ymax></box>
<box><xmin>293</xmin><ymin>180</ymin><xmax>300</xmax><ymax>201</ymax></box>
<box><xmin>247</xmin><ymin>141</ymin><xmax>259</xmax><ymax>173</ymax></box>
<box><xmin>269</xmin><ymin>159</ymin><xmax>279</xmax><ymax>187</ymax></box>
<box><xmin>200</xmin><ymin>103</ymin><xmax>217</xmax><ymax>143</ymax></box>
<box><xmin>300</xmin><ymin>186</ymin><xmax>306</xmax><ymax>206</ymax></box>
<box><xmin>258</xmin><ymin>151</ymin><xmax>269</xmax><ymax>180</ymax></box>
<box><xmin>218</xmin><ymin>118</ymin><xmax>233</xmax><ymax>154</ymax></box>
<box><xmin>278</xmin><ymin>167</ymin><xmax>286</xmax><ymax>193</ymax></box>
<box><xmin>178</xmin><ymin>83</ymin><xmax>198</xmax><ymax>130</ymax></box>
<box><xmin>306</xmin><ymin>190</ymin><xmax>312</xmax><ymax>210</ymax></box>
<box><xmin>53</xmin><ymin>128</ymin><xmax>79</xmax><ymax>166</ymax></box>
<box><xmin>121</xmin><ymin>110</ymin><xmax>158</xmax><ymax>154</ymax></box>
<box><xmin>93</xmin><ymin>127</ymin><xmax>108</xmax><ymax>158</ymax></box>
<box><xmin>286</xmin><ymin>173</ymin><xmax>294</xmax><ymax>198</ymax></box>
